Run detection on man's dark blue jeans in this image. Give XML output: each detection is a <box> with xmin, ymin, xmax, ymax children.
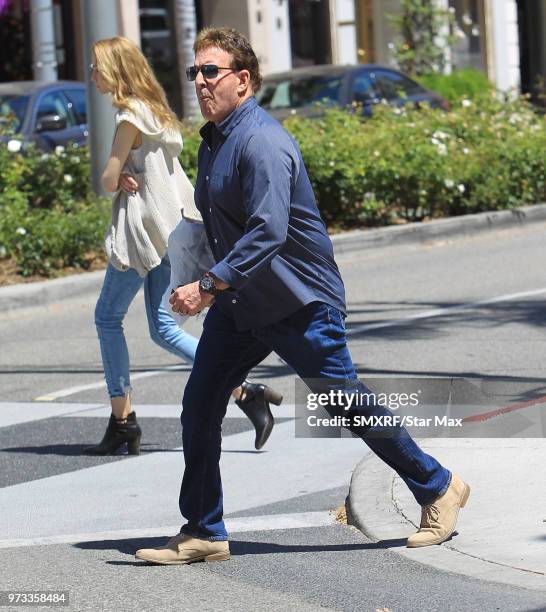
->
<box><xmin>179</xmin><ymin>301</ymin><xmax>451</xmax><ymax>541</ymax></box>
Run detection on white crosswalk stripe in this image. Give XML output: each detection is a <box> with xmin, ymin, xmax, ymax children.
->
<box><xmin>0</xmin><ymin>406</ymin><xmax>365</xmax><ymax>547</ymax></box>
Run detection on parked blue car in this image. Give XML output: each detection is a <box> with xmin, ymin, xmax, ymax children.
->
<box><xmin>0</xmin><ymin>80</ymin><xmax>88</xmax><ymax>151</ymax></box>
<box><xmin>255</xmin><ymin>64</ymin><xmax>448</xmax><ymax>120</ymax></box>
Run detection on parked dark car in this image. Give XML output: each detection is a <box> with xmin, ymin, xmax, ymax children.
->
<box><xmin>0</xmin><ymin>80</ymin><xmax>88</xmax><ymax>151</ymax></box>
<box><xmin>255</xmin><ymin>64</ymin><xmax>448</xmax><ymax>120</ymax></box>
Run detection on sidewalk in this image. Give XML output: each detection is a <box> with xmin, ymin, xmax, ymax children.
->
<box><xmin>347</xmin><ymin>437</ymin><xmax>546</xmax><ymax>592</ymax></box>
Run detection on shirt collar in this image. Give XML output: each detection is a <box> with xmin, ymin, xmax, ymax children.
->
<box><xmin>199</xmin><ymin>97</ymin><xmax>257</xmax><ymax>145</ymax></box>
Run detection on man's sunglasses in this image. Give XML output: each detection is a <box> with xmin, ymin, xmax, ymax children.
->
<box><xmin>186</xmin><ymin>64</ymin><xmax>234</xmax><ymax>81</ymax></box>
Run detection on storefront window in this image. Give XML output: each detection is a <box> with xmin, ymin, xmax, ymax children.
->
<box><xmin>0</xmin><ymin>0</ymin><xmax>32</xmax><ymax>82</ymax></box>
<box><xmin>139</xmin><ymin>0</ymin><xmax>181</xmax><ymax>115</ymax></box>
<box><xmin>288</xmin><ymin>0</ymin><xmax>331</xmax><ymax>67</ymax></box>
<box><xmin>448</xmin><ymin>0</ymin><xmax>486</xmax><ymax>71</ymax></box>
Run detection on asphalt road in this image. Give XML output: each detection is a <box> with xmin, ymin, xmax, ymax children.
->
<box><xmin>1</xmin><ymin>223</ymin><xmax>546</xmax><ymax>611</ymax></box>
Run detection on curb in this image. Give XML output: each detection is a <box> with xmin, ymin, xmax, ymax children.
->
<box><xmin>1</xmin><ymin>203</ymin><xmax>545</xmax><ymax>313</ymax></box>
<box><xmin>332</xmin><ymin>202</ymin><xmax>546</xmax><ymax>256</ymax></box>
<box><xmin>0</xmin><ymin>270</ymin><xmax>105</xmax><ymax>314</ymax></box>
<box><xmin>346</xmin><ymin>453</ymin><xmax>546</xmax><ymax>592</ymax></box>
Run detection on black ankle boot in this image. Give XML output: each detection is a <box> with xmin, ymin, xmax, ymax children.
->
<box><xmin>235</xmin><ymin>382</ymin><xmax>283</xmax><ymax>450</ymax></box>
<box><xmin>84</xmin><ymin>411</ymin><xmax>142</xmax><ymax>456</ymax></box>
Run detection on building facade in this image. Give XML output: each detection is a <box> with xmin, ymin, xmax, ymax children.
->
<box><xmin>354</xmin><ymin>0</ymin><xmax>545</xmax><ymax>99</ymax></box>
<box><xmin>0</xmin><ymin>0</ymin><xmax>544</xmax><ymax>114</ymax></box>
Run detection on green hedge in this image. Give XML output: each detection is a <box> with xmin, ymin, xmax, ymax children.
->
<box><xmin>283</xmin><ymin>93</ymin><xmax>546</xmax><ymax>227</ymax></box>
<box><xmin>0</xmin><ymin>143</ymin><xmax>110</xmax><ymax>277</ymax></box>
<box><xmin>1</xmin><ymin>92</ymin><xmax>545</xmax><ymax>278</ymax></box>
<box><xmin>418</xmin><ymin>68</ymin><xmax>494</xmax><ymax>104</ymax></box>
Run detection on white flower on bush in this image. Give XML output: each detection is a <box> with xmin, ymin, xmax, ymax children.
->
<box><xmin>7</xmin><ymin>139</ymin><xmax>22</xmax><ymax>153</ymax></box>
<box><xmin>16</xmin><ymin>227</ymin><xmax>27</xmax><ymax>236</ymax></box>
<box><xmin>437</xmin><ymin>143</ymin><xmax>447</xmax><ymax>156</ymax></box>
<box><xmin>431</xmin><ymin>137</ymin><xmax>441</xmax><ymax>146</ymax></box>
<box><xmin>364</xmin><ymin>192</ymin><xmax>375</xmax><ymax>201</ymax></box>
<box><xmin>462</xmin><ymin>13</ymin><xmax>473</xmax><ymax>26</ymax></box>
<box><xmin>444</xmin><ymin>179</ymin><xmax>455</xmax><ymax>189</ymax></box>
<box><xmin>63</xmin><ymin>174</ymin><xmax>73</xmax><ymax>184</ymax></box>
<box><xmin>71</xmin><ymin>155</ymin><xmax>80</xmax><ymax>163</ymax></box>
<box><xmin>329</xmin><ymin>161</ymin><xmax>335</xmax><ymax>167</ymax></box>
<box><xmin>0</xmin><ymin>246</ymin><xmax>6</xmax><ymax>258</ymax></box>
<box><xmin>455</xmin><ymin>27</ymin><xmax>466</xmax><ymax>40</ymax></box>
<box><xmin>41</xmin><ymin>153</ymin><xmax>50</xmax><ymax>161</ymax></box>
<box><xmin>373</xmin><ymin>150</ymin><xmax>380</xmax><ymax>157</ymax></box>
<box><xmin>458</xmin><ymin>184</ymin><xmax>466</xmax><ymax>193</ymax></box>
<box><xmin>432</xmin><ymin>130</ymin><xmax>449</xmax><ymax>141</ymax></box>
<box><xmin>55</xmin><ymin>145</ymin><xmax>65</xmax><ymax>156</ymax></box>
<box><xmin>463</xmin><ymin>147</ymin><xmax>470</xmax><ymax>154</ymax></box>
<box><xmin>461</xmin><ymin>99</ymin><xmax>472</xmax><ymax>108</ymax></box>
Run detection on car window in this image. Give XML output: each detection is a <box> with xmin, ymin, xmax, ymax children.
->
<box><xmin>257</xmin><ymin>75</ymin><xmax>343</xmax><ymax>110</ymax></box>
<box><xmin>0</xmin><ymin>95</ymin><xmax>29</xmax><ymax>131</ymax></box>
<box><xmin>63</xmin><ymin>89</ymin><xmax>87</xmax><ymax>124</ymax></box>
<box><xmin>371</xmin><ymin>70</ymin><xmax>424</xmax><ymax>99</ymax></box>
<box><xmin>351</xmin><ymin>72</ymin><xmax>377</xmax><ymax>103</ymax></box>
<box><xmin>36</xmin><ymin>91</ymin><xmax>75</xmax><ymax>127</ymax></box>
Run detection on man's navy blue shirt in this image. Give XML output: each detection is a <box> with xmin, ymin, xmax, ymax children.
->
<box><xmin>195</xmin><ymin>96</ymin><xmax>346</xmax><ymax>331</ymax></box>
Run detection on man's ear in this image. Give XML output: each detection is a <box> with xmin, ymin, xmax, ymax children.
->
<box><xmin>237</xmin><ymin>69</ymin><xmax>252</xmax><ymax>96</ymax></box>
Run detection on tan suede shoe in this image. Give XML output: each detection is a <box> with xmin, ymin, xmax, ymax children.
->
<box><xmin>135</xmin><ymin>533</ymin><xmax>230</xmax><ymax>565</ymax></box>
<box><xmin>406</xmin><ymin>473</ymin><xmax>470</xmax><ymax>548</ymax></box>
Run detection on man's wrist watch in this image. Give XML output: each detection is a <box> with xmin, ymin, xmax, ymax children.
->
<box><xmin>199</xmin><ymin>272</ymin><xmax>221</xmax><ymax>297</ymax></box>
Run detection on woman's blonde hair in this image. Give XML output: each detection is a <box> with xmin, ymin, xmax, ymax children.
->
<box><xmin>92</xmin><ymin>36</ymin><xmax>181</xmax><ymax>129</ymax></box>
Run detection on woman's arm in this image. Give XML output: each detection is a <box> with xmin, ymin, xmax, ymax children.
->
<box><xmin>101</xmin><ymin>121</ymin><xmax>140</xmax><ymax>193</ymax></box>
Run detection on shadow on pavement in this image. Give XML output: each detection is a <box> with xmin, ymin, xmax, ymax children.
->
<box><xmin>1</xmin><ymin>444</ymin><xmax>181</xmax><ymax>455</ymax></box>
<box><xmin>346</xmin><ymin>298</ymin><xmax>546</xmax><ymax>343</ymax></box>
<box><xmin>74</xmin><ymin>535</ymin><xmax>409</xmax><ymax>561</ymax></box>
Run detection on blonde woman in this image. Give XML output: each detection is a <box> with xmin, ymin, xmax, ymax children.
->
<box><xmin>86</xmin><ymin>37</ymin><xmax>281</xmax><ymax>456</ymax></box>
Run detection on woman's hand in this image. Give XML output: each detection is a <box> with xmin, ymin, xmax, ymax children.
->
<box><xmin>119</xmin><ymin>173</ymin><xmax>139</xmax><ymax>194</ymax></box>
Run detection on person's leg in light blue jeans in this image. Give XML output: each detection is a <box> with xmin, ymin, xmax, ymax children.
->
<box><xmin>94</xmin><ymin>263</ymin><xmax>147</xmax><ymax>400</ymax></box>
<box><xmin>145</xmin><ymin>256</ymin><xmax>199</xmax><ymax>364</ymax></box>
<box><xmin>95</xmin><ymin>259</ymin><xmax>199</xmax><ymax>400</ymax></box>
<box><xmin>88</xmin><ymin>257</ymin><xmax>201</xmax><ymax>456</ymax></box>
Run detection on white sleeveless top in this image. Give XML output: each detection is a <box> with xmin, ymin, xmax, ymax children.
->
<box><xmin>105</xmin><ymin>99</ymin><xmax>202</xmax><ymax>277</ymax></box>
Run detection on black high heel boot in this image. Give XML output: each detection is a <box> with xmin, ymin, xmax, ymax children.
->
<box><xmin>235</xmin><ymin>382</ymin><xmax>283</xmax><ymax>450</ymax></box>
<box><xmin>84</xmin><ymin>411</ymin><xmax>142</xmax><ymax>456</ymax></box>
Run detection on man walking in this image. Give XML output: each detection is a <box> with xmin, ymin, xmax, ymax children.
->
<box><xmin>135</xmin><ymin>28</ymin><xmax>470</xmax><ymax>565</ymax></box>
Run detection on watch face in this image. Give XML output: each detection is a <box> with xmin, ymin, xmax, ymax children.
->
<box><xmin>200</xmin><ymin>275</ymin><xmax>215</xmax><ymax>293</ymax></box>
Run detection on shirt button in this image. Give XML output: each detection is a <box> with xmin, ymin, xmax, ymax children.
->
<box><xmin>209</xmin><ymin>208</ymin><xmax>212</xmax><ymax>213</ymax></box>
<box><xmin>206</xmin><ymin>176</ymin><xmax>210</xmax><ymax>181</ymax></box>
<box><xmin>214</xmin><ymin>238</ymin><xmax>218</xmax><ymax>244</ymax></box>
<box><xmin>232</xmin><ymin>299</ymin><xmax>237</xmax><ymax>304</ymax></box>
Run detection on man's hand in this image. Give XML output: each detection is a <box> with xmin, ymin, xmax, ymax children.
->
<box><xmin>119</xmin><ymin>173</ymin><xmax>139</xmax><ymax>194</ymax></box>
<box><xmin>169</xmin><ymin>281</ymin><xmax>214</xmax><ymax>316</ymax></box>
